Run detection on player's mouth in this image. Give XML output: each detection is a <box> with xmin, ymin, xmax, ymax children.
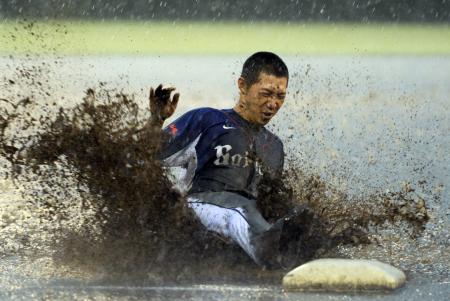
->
<box><xmin>262</xmin><ymin>112</ymin><xmax>274</xmax><ymax>119</ymax></box>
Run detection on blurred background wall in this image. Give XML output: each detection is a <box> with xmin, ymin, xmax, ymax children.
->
<box><xmin>1</xmin><ymin>0</ymin><xmax>450</xmax><ymax>22</ymax></box>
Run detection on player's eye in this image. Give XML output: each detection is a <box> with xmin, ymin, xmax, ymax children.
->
<box><xmin>277</xmin><ymin>94</ymin><xmax>286</xmax><ymax>100</ymax></box>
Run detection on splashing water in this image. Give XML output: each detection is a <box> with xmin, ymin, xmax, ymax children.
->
<box><xmin>0</xmin><ymin>83</ymin><xmax>432</xmax><ymax>284</ymax></box>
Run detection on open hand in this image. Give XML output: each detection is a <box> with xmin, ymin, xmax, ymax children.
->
<box><xmin>149</xmin><ymin>84</ymin><xmax>180</xmax><ymax>124</ymax></box>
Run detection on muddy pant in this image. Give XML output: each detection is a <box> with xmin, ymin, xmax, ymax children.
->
<box><xmin>187</xmin><ymin>191</ymin><xmax>283</xmax><ymax>267</ymax></box>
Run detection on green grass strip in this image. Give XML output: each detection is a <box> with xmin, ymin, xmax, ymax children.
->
<box><xmin>1</xmin><ymin>20</ymin><xmax>450</xmax><ymax>55</ymax></box>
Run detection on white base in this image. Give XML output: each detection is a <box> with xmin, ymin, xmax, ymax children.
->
<box><xmin>282</xmin><ymin>258</ymin><xmax>406</xmax><ymax>292</ymax></box>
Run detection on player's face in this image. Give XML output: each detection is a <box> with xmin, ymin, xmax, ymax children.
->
<box><xmin>239</xmin><ymin>72</ymin><xmax>288</xmax><ymax>125</ymax></box>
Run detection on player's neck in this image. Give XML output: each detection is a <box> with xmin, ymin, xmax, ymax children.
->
<box><xmin>233</xmin><ymin>103</ymin><xmax>262</xmax><ymax>128</ymax></box>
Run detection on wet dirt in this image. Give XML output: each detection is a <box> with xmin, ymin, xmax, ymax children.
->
<box><xmin>0</xmin><ymin>21</ymin><xmax>447</xmax><ymax>294</ymax></box>
<box><xmin>0</xmin><ymin>84</ymin><xmax>430</xmax><ymax>285</ymax></box>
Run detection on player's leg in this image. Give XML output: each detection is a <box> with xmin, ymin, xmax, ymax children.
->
<box><xmin>187</xmin><ymin>191</ymin><xmax>282</xmax><ymax>267</ymax></box>
<box><xmin>243</xmin><ymin>203</ymin><xmax>315</xmax><ymax>268</ymax></box>
<box><xmin>186</xmin><ymin>200</ymin><xmax>259</xmax><ymax>260</ymax></box>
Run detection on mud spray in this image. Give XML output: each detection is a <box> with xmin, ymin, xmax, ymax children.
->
<box><xmin>0</xmin><ymin>21</ymin><xmax>435</xmax><ymax>285</ymax></box>
<box><xmin>0</xmin><ymin>83</ymin><xmax>430</xmax><ymax>285</ymax></box>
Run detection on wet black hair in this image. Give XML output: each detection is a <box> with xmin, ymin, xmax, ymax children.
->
<box><xmin>241</xmin><ymin>51</ymin><xmax>289</xmax><ymax>87</ymax></box>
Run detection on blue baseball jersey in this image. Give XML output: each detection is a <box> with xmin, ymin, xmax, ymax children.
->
<box><xmin>160</xmin><ymin>108</ymin><xmax>284</xmax><ymax>198</ymax></box>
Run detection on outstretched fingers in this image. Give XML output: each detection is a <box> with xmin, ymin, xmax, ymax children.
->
<box><xmin>171</xmin><ymin>92</ymin><xmax>180</xmax><ymax>111</ymax></box>
<box><xmin>162</xmin><ymin>86</ymin><xmax>176</xmax><ymax>93</ymax></box>
<box><xmin>160</xmin><ymin>86</ymin><xmax>176</xmax><ymax>102</ymax></box>
<box><xmin>149</xmin><ymin>84</ymin><xmax>179</xmax><ymax>120</ymax></box>
<box><xmin>149</xmin><ymin>87</ymin><xmax>157</xmax><ymax>114</ymax></box>
<box><xmin>149</xmin><ymin>87</ymin><xmax>155</xmax><ymax>100</ymax></box>
<box><xmin>155</xmin><ymin>84</ymin><xmax>163</xmax><ymax>95</ymax></box>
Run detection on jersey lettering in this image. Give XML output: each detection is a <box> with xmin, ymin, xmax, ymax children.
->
<box><xmin>214</xmin><ymin>145</ymin><xmax>232</xmax><ymax>166</ymax></box>
<box><xmin>231</xmin><ymin>154</ymin><xmax>243</xmax><ymax>166</ymax></box>
<box><xmin>214</xmin><ymin>145</ymin><xmax>262</xmax><ymax>172</ymax></box>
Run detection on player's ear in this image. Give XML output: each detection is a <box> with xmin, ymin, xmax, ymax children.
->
<box><xmin>238</xmin><ymin>77</ymin><xmax>248</xmax><ymax>95</ymax></box>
